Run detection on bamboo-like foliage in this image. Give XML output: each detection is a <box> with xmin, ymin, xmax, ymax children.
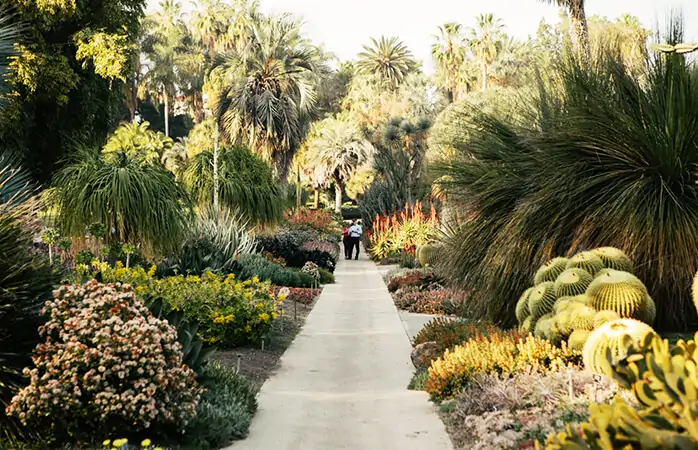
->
<box><xmin>49</xmin><ymin>147</ymin><xmax>189</xmax><ymax>254</ymax></box>
<box><xmin>183</xmin><ymin>146</ymin><xmax>283</xmax><ymax>225</ymax></box>
<box><xmin>437</xmin><ymin>21</ymin><xmax>698</xmax><ymax>331</ymax></box>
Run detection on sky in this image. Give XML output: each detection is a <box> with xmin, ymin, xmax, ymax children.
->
<box><xmin>147</xmin><ymin>0</ymin><xmax>698</xmax><ymax>73</ymax></box>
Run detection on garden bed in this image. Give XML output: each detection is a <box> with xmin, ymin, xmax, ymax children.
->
<box><xmin>214</xmin><ymin>290</ymin><xmax>321</xmax><ymax>391</ymax></box>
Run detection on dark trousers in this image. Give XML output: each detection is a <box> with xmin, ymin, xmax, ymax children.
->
<box><xmin>343</xmin><ymin>236</ymin><xmax>351</xmax><ymax>259</ymax></box>
<box><xmin>348</xmin><ymin>237</ymin><xmax>360</xmax><ymax>259</ymax></box>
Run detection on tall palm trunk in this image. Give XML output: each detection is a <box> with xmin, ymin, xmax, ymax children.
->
<box><xmin>313</xmin><ymin>189</ymin><xmax>319</xmax><ymax>209</ymax></box>
<box><xmin>333</xmin><ymin>177</ymin><xmax>343</xmax><ymax>214</ymax></box>
<box><xmin>164</xmin><ymin>89</ymin><xmax>169</xmax><ymax>137</ymax></box>
<box><xmin>569</xmin><ymin>0</ymin><xmax>590</xmax><ymax>59</ymax></box>
<box><xmin>481</xmin><ymin>59</ymin><xmax>488</xmax><ymax>92</ymax></box>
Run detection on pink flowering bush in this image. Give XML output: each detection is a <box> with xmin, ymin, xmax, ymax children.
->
<box><xmin>6</xmin><ymin>280</ymin><xmax>202</xmax><ymax>438</ymax></box>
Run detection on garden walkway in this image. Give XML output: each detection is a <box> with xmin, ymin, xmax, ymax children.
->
<box><xmin>227</xmin><ymin>251</ymin><xmax>452</xmax><ymax>450</ymax></box>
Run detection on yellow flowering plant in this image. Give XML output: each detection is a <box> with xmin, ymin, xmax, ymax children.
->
<box><xmin>96</xmin><ymin>265</ymin><xmax>282</xmax><ymax>348</ymax></box>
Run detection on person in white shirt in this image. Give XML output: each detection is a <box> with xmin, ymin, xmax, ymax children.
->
<box><xmin>348</xmin><ymin>220</ymin><xmax>363</xmax><ymax>260</ymax></box>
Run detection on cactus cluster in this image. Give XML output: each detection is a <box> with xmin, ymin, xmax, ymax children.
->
<box><xmin>515</xmin><ymin>247</ymin><xmax>656</xmax><ymax>353</ymax></box>
<box><xmin>417</xmin><ymin>244</ymin><xmax>441</xmax><ymax>268</ymax></box>
<box><xmin>542</xmin><ymin>331</ymin><xmax>698</xmax><ymax>449</ymax></box>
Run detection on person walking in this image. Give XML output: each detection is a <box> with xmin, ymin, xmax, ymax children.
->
<box><xmin>348</xmin><ymin>219</ymin><xmax>363</xmax><ymax>260</ymax></box>
<box><xmin>342</xmin><ymin>223</ymin><xmax>351</xmax><ymax>260</ymax></box>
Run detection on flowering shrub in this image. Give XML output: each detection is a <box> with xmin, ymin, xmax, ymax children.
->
<box><xmin>393</xmin><ymin>287</ymin><xmax>467</xmax><ymax>315</ymax></box>
<box><xmin>6</xmin><ymin>281</ymin><xmax>202</xmax><ymax>437</ymax></box>
<box><xmin>261</xmin><ymin>251</ymin><xmax>286</xmax><ymax>267</ymax></box>
<box><xmin>94</xmin><ymin>264</ymin><xmax>283</xmax><ymax>347</ymax></box>
<box><xmin>301</xmin><ymin>241</ymin><xmax>340</xmax><ymax>261</ymax></box>
<box><xmin>386</xmin><ymin>268</ymin><xmax>440</xmax><ymax>292</ymax></box>
<box><xmin>426</xmin><ymin>331</ymin><xmax>581</xmax><ymax>401</ymax></box>
<box><xmin>301</xmin><ymin>262</ymin><xmax>321</xmax><ymax>282</ymax></box>
<box><xmin>274</xmin><ymin>287</ymin><xmax>321</xmax><ymax>306</ymax></box>
<box><xmin>285</xmin><ymin>208</ymin><xmax>341</xmax><ymax>236</ymax></box>
<box><xmin>413</xmin><ymin>318</ymin><xmax>497</xmax><ymax>351</ymax></box>
<box><xmin>367</xmin><ymin>202</ymin><xmax>439</xmax><ymax>260</ymax></box>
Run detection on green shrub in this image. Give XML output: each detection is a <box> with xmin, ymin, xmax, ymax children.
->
<box><xmin>318</xmin><ymin>267</ymin><xmax>335</xmax><ymax>284</ymax></box>
<box><xmin>235</xmin><ymin>253</ymin><xmax>313</xmax><ymax>288</ymax></box>
<box><xmin>413</xmin><ymin>318</ymin><xmax>495</xmax><ymax>352</ymax></box>
<box><xmin>185</xmin><ymin>362</ymin><xmax>258</xmax><ymax>449</ymax></box>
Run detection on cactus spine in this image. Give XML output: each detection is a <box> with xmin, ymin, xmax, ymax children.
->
<box><xmin>586</xmin><ymin>269</ymin><xmax>649</xmax><ymax>320</ymax></box>
<box><xmin>591</xmin><ymin>247</ymin><xmax>633</xmax><ymax>272</ymax></box>
<box><xmin>554</xmin><ymin>268</ymin><xmax>593</xmax><ymax>298</ymax></box>
<box><xmin>515</xmin><ymin>287</ymin><xmax>533</xmax><ymax>323</ymax></box>
<box><xmin>534</xmin><ymin>257</ymin><xmax>569</xmax><ymax>285</ymax></box>
<box><xmin>528</xmin><ymin>282</ymin><xmax>557</xmax><ymax>321</ymax></box>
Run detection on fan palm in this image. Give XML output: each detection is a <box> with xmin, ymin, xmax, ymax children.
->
<box><xmin>356</xmin><ymin>36</ymin><xmax>417</xmax><ymax>89</ymax></box>
<box><xmin>538</xmin><ymin>0</ymin><xmax>589</xmax><ymax>57</ymax></box>
<box><xmin>309</xmin><ymin>118</ymin><xmax>373</xmax><ymax>213</ymax></box>
<box><xmin>215</xmin><ymin>14</ymin><xmax>324</xmax><ymax>183</ymax></box>
<box><xmin>468</xmin><ymin>13</ymin><xmax>504</xmax><ymax>92</ymax></box>
<box><xmin>190</xmin><ymin>0</ymin><xmax>226</xmax><ymax>55</ymax></box>
<box><xmin>432</xmin><ymin>23</ymin><xmax>467</xmax><ymax>102</ymax></box>
<box><xmin>162</xmin><ymin>136</ymin><xmax>190</xmax><ymax>178</ymax></box>
<box><xmin>49</xmin><ymin>146</ymin><xmax>189</xmax><ymax>254</ymax></box>
<box><xmin>0</xmin><ymin>6</ymin><xmax>19</xmax><ymax>104</ymax></box>
<box><xmin>183</xmin><ymin>146</ymin><xmax>284</xmax><ymax>224</ymax></box>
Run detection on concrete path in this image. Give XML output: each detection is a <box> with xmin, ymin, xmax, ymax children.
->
<box><xmin>227</xmin><ymin>252</ymin><xmax>452</xmax><ymax>450</ymax></box>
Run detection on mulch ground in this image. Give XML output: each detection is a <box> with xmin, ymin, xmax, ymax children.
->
<box><xmin>213</xmin><ymin>294</ymin><xmax>320</xmax><ymax>391</ymax></box>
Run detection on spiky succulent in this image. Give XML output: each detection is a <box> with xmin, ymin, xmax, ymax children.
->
<box><xmin>593</xmin><ymin>268</ymin><xmax>614</xmax><ymax>279</ymax></box>
<box><xmin>593</xmin><ymin>310</ymin><xmax>621</xmax><ymax>329</ymax></box>
<box><xmin>528</xmin><ymin>282</ymin><xmax>557</xmax><ymax>320</ymax></box>
<box><xmin>565</xmin><ymin>251</ymin><xmax>604</xmax><ymax>276</ymax></box>
<box><xmin>643</xmin><ymin>295</ymin><xmax>656</xmax><ymax>324</ymax></box>
<box><xmin>534</xmin><ymin>313</ymin><xmax>554</xmax><ymax>339</ymax></box>
<box><xmin>554</xmin><ymin>268</ymin><xmax>593</xmax><ymax>298</ymax></box>
<box><xmin>520</xmin><ymin>316</ymin><xmax>533</xmax><ymax>334</ymax></box>
<box><xmin>586</xmin><ymin>269</ymin><xmax>649</xmax><ymax>320</ymax></box>
<box><xmin>582</xmin><ymin>319</ymin><xmax>656</xmax><ymax>374</ymax></box>
<box><xmin>417</xmin><ymin>243</ymin><xmax>441</xmax><ymax>268</ymax></box>
<box><xmin>515</xmin><ymin>287</ymin><xmax>533</xmax><ymax>323</ymax></box>
<box><xmin>591</xmin><ymin>247</ymin><xmax>633</xmax><ymax>272</ymax></box>
<box><xmin>534</xmin><ymin>257</ymin><xmax>569</xmax><ymax>285</ymax></box>
<box><xmin>568</xmin><ymin>304</ymin><xmax>596</xmax><ymax>331</ymax></box>
<box><xmin>554</xmin><ymin>309</ymin><xmax>573</xmax><ymax>336</ymax></box>
<box><xmin>567</xmin><ymin>329</ymin><xmax>591</xmax><ymax>352</ymax></box>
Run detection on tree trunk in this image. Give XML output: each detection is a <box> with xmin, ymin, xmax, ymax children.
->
<box><xmin>449</xmin><ymin>63</ymin><xmax>458</xmax><ymax>103</ymax></box>
<box><xmin>569</xmin><ymin>0</ymin><xmax>590</xmax><ymax>60</ymax></box>
<box><xmin>164</xmin><ymin>89</ymin><xmax>169</xmax><ymax>137</ymax></box>
<box><xmin>334</xmin><ymin>179</ymin><xmax>343</xmax><ymax>214</ymax></box>
<box><xmin>313</xmin><ymin>189</ymin><xmax>319</xmax><ymax>209</ymax></box>
<box><xmin>126</xmin><ymin>253</ymin><xmax>131</xmax><ymax>269</ymax></box>
<box><xmin>213</xmin><ymin>121</ymin><xmax>220</xmax><ymax>211</ymax></box>
<box><xmin>481</xmin><ymin>59</ymin><xmax>488</xmax><ymax>92</ymax></box>
<box><xmin>48</xmin><ymin>245</ymin><xmax>53</xmax><ymax>266</ymax></box>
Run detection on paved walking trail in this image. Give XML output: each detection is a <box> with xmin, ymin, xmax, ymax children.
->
<box><xmin>227</xmin><ymin>251</ymin><xmax>452</xmax><ymax>450</ymax></box>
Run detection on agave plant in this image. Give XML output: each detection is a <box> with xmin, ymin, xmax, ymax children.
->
<box><xmin>436</xmin><ymin>20</ymin><xmax>698</xmax><ymax>331</ymax></box>
<box><xmin>0</xmin><ymin>158</ymin><xmax>58</xmax><ymax>443</ymax></box>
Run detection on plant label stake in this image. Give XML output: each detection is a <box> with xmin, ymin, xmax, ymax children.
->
<box><xmin>261</xmin><ymin>338</ymin><xmax>265</xmax><ymax>351</ymax></box>
<box><xmin>567</xmin><ymin>369</ymin><xmax>574</xmax><ymax>402</ymax></box>
<box><xmin>294</xmin><ymin>298</ymin><xmax>297</xmax><ymax>321</ymax></box>
<box><xmin>236</xmin><ymin>353</ymin><xmax>242</xmax><ymax>375</ymax></box>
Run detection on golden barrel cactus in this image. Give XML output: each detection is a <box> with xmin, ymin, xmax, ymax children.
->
<box><xmin>582</xmin><ymin>319</ymin><xmax>656</xmax><ymax>374</ymax></box>
<box><xmin>586</xmin><ymin>269</ymin><xmax>649</xmax><ymax>320</ymax></box>
<box><xmin>534</xmin><ymin>257</ymin><xmax>569</xmax><ymax>285</ymax></box>
<box><xmin>515</xmin><ymin>287</ymin><xmax>533</xmax><ymax>323</ymax></box>
<box><xmin>554</xmin><ymin>268</ymin><xmax>593</xmax><ymax>298</ymax></box>
<box><xmin>567</xmin><ymin>329</ymin><xmax>591</xmax><ymax>352</ymax></box>
<box><xmin>591</xmin><ymin>247</ymin><xmax>633</xmax><ymax>272</ymax></box>
<box><xmin>568</xmin><ymin>304</ymin><xmax>596</xmax><ymax>331</ymax></box>
<box><xmin>565</xmin><ymin>251</ymin><xmax>604</xmax><ymax>276</ymax></box>
<box><xmin>593</xmin><ymin>310</ymin><xmax>621</xmax><ymax>329</ymax></box>
<box><xmin>528</xmin><ymin>282</ymin><xmax>557</xmax><ymax>321</ymax></box>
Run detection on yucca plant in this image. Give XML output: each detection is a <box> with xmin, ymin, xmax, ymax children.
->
<box><xmin>0</xmin><ymin>158</ymin><xmax>58</xmax><ymax>444</ymax></box>
<box><xmin>183</xmin><ymin>147</ymin><xmax>284</xmax><ymax>225</ymax></box>
<box><xmin>437</xmin><ymin>18</ymin><xmax>698</xmax><ymax>331</ymax></box>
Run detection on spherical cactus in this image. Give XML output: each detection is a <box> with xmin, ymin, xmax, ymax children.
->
<box><xmin>593</xmin><ymin>268</ymin><xmax>614</xmax><ymax>279</ymax></box>
<box><xmin>586</xmin><ymin>269</ymin><xmax>649</xmax><ymax>320</ymax></box>
<box><xmin>568</xmin><ymin>329</ymin><xmax>591</xmax><ymax>352</ymax></box>
<box><xmin>582</xmin><ymin>319</ymin><xmax>656</xmax><ymax>375</ymax></box>
<box><xmin>566</xmin><ymin>251</ymin><xmax>604</xmax><ymax>276</ymax></box>
<box><xmin>515</xmin><ymin>287</ymin><xmax>533</xmax><ymax>323</ymax></box>
<box><xmin>548</xmin><ymin>324</ymin><xmax>565</xmax><ymax>346</ymax></box>
<box><xmin>693</xmin><ymin>270</ymin><xmax>698</xmax><ymax>315</ymax></box>
<box><xmin>554</xmin><ymin>268</ymin><xmax>593</xmax><ymax>298</ymax></box>
<box><xmin>554</xmin><ymin>309</ymin><xmax>573</xmax><ymax>336</ymax></box>
<box><xmin>593</xmin><ymin>310</ymin><xmax>620</xmax><ymax>329</ymax></box>
<box><xmin>568</xmin><ymin>304</ymin><xmax>596</xmax><ymax>331</ymax></box>
<box><xmin>643</xmin><ymin>295</ymin><xmax>656</xmax><ymax>324</ymax></box>
<box><xmin>534</xmin><ymin>313</ymin><xmax>554</xmax><ymax>339</ymax></box>
<box><xmin>591</xmin><ymin>247</ymin><xmax>633</xmax><ymax>272</ymax></box>
<box><xmin>534</xmin><ymin>257</ymin><xmax>569</xmax><ymax>285</ymax></box>
<box><xmin>418</xmin><ymin>244</ymin><xmax>441</xmax><ymax>268</ymax></box>
<box><xmin>520</xmin><ymin>316</ymin><xmax>533</xmax><ymax>334</ymax></box>
<box><xmin>528</xmin><ymin>282</ymin><xmax>557</xmax><ymax>321</ymax></box>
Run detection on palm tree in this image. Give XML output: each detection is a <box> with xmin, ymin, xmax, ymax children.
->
<box><xmin>309</xmin><ymin>118</ymin><xmax>373</xmax><ymax>213</ymax></box>
<box><xmin>0</xmin><ymin>7</ymin><xmax>19</xmax><ymax>103</ymax></box>
<box><xmin>538</xmin><ymin>0</ymin><xmax>589</xmax><ymax>58</ymax></box>
<box><xmin>432</xmin><ymin>23</ymin><xmax>467</xmax><ymax>102</ymax></box>
<box><xmin>356</xmin><ymin>36</ymin><xmax>417</xmax><ymax>89</ymax></box>
<box><xmin>141</xmin><ymin>0</ymin><xmax>187</xmax><ymax>136</ymax></box>
<box><xmin>215</xmin><ymin>14</ymin><xmax>325</xmax><ymax>183</ymax></box>
<box><xmin>190</xmin><ymin>0</ymin><xmax>225</xmax><ymax>56</ymax></box>
<box><xmin>162</xmin><ymin>136</ymin><xmax>190</xmax><ymax>178</ymax></box>
<box><xmin>468</xmin><ymin>13</ymin><xmax>504</xmax><ymax>92</ymax></box>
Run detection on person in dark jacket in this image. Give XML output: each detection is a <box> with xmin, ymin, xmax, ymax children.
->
<box><xmin>342</xmin><ymin>224</ymin><xmax>351</xmax><ymax>259</ymax></box>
